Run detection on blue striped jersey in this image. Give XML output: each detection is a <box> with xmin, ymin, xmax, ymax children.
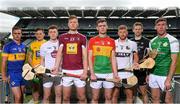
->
<box><xmin>2</xmin><ymin>40</ymin><xmax>26</xmax><ymax>73</ymax></box>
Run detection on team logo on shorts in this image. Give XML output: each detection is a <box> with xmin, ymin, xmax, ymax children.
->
<box><xmin>11</xmin><ymin>81</ymin><xmax>15</xmax><ymax>86</ymax></box>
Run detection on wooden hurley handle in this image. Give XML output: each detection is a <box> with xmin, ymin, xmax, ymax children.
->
<box><xmin>124</xmin><ymin>58</ymin><xmax>155</xmax><ymax>71</ymax></box>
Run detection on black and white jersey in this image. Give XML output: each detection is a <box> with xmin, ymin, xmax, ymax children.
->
<box><xmin>115</xmin><ymin>38</ymin><xmax>138</xmax><ymax>69</ymax></box>
<box><xmin>131</xmin><ymin>36</ymin><xmax>149</xmax><ymax>60</ymax></box>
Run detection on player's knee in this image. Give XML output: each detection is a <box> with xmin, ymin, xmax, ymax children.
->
<box><xmin>55</xmin><ymin>92</ymin><xmax>61</xmax><ymax>98</ymax></box>
<box><xmin>63</xmin><ymin>95</ymin><xmax>70</xmax><ymax>101</ymax></box>
<box><xmin>14</xmin><ymin>94</ymin><xmax>21</xmax><ymax>102</ymax></box>
<box><xmin>104</xmin><ymin>95</ymin><xmax>112</xmax><ymax>101</ymax></box>
<box><xmin>92</xmin><ymin>96</ymin><xmax>99</xmax><ymax>102</ymax></box>
<box><xmin>77</xmin><ymin>95</ymin><xmax>86</xmax><ymax>101</ymax></box>
<box><xmin>141</xmin><ymin>90</ymin><xmax>147</xmax><ymax>96</ymax></box>
<box><xmin>152</xmin><ymin>95</ymin><xmax>160</xmax><ymax>102</ymax></box>
<box><xmin>165</xmin><ymin>96</ymin><xmax>173</xmax><ymax>103</ymax></box>
<box><xmin>43</xmin><ymin>94</ymin><xmax>50</xmax><ymax>101</ymax></box>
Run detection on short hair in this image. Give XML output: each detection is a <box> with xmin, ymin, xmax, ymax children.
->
<box><xmin>48</xmin><ymin>25</ymin><xmax>58</xmax><ymax>31</ymax></box>
<box><xmin>133</xmin><ymin>22</ymin><xmax>144</xmax><ymax>29</ymax></box>
<box><xmin>96</xmin><ymin>18</ymin><xmax>107</xmax><ymax>26</ymax></box>
<box><xmin>155</xmin><ymin>17</ymin><xmax>167</xmax><ymax>25</ymax></box>
<box><xmin>68</xmin><ymin>15</ymin><xmax>78</xmax><ymax>21</ymax></box>
<box><xmin>12</xmin><ymin>26</ymin><xmax>22</xmax><ymax>33</ymax></box>
<box><xmin>35</xmin><ymin>27</ymin><xmax>44</xmax><ymax>32</ymax></box>
<box><xmin>118</xmin><ymin>25</ymin><xmax>128</xmax><ymax>30</ymax></box>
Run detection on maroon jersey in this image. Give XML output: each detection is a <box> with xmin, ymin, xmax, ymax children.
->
<box><xmin>59</xmin><ymin>32</ymin><xmax>87</xmax><ymax>70</ymax></box>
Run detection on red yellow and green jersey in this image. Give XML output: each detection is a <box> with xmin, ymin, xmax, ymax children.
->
<box><xmin>88</xmin><ymin>36</ymin><xmax>115</xmax><ymax>74</ymax></box>
<box><xmin>28</xmin><ymin>40</ymin><xmax>46</xmax><ymax>67</ymax></box>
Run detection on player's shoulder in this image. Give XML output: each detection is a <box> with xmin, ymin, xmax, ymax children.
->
<box><xmin>128</xmin><ymin>39</ymin><xmax>136</xmax><ymax>44</ymax></box>
<box><xmin>41</xmin><ymin>41</ymin><xmax>49</xmax><ymax>48</ymax></box>
<box><xmin>4</xmin><ymin>41</ymin><xmax>14</xmax><ymax>47</ymax></box>
<box><xmin>89</xmin><ymin>35</ymin><xmax>98</xmax><ymax>41</ymax></box>
<box><xmin>77</xmin><ymin>32</ymin><xmax>86</xmax><ymax>38</ymax></box>
<box><xmin>59</xmin><ymin>33</ymin><xmax>68</xmax><ymax>38</ymax></box>
<box><xmin>150</xmin><ymin>36</ymin><xmax>158</xmax><ymax>43</ymax></box>
<box><xmin>142</xmin><ymin>36</ymin><xmax>150</xmax><ymax>41</ymax></box>
<box><xmin>166</xmin><ymin>34</ymin><xmax>178</xmax><ymax>42</ymax></box>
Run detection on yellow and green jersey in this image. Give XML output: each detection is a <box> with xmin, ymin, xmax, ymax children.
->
<box><xmin>28</xmin><ymin>40</ymin><xmax>46</xmax><ymax>67</ymax></box>
<box><xmin>149</xmin><ymin>34</ymin><xmax>179</xmax><ymax>76</ymax></box>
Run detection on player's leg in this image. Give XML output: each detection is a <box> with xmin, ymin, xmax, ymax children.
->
<box><xmin>32</xmin><ymin>81</ymin><xmax>40</xmax><ymax>103</ymax></box>
<box><xmin>151</xmin><ymin>88</ymin><xmax>160</xmax><ymax>103</ymax></box>
<box><xmin>134</xmin><ymin>70</ymin><xmax>148</xmax><ymax>103</ymax></box>
<box><xmin>112</xmin><ymin>87</ymin><xmax>120</xmax><ymax>103</ymax></box>
<box><xmin>124</xmin><ymin>87</ymin><xmax>134</xmax><ymax>103</ymax></box>
<box><xmin>165</xmin><ymin>90</ymin><xmax>173</xmax><ymax>103</ymax></box>
<box><xmin>149</xmin><ymin>74</ymin><xmax>160</xmax><ymax>103</ymax></box>
<box><xmin>90</xmin><ymin>81</ymin><xmax>102</xmax><ymax>103</ymax></box>
<box><xmin>76</xmin><ymin>87</ymin><xmax>87</xmax><ymax>103</ymax></box>
<box><xmin>10</xmin><ymin>72</ymin><xmax>25</xmax><ymax>103</ymax></box>
<box><xmin>139</xmin><ymin>85</ymin><xmax>148</xmax><ymax>103</ymax></box>
<box><xmin>42</xmin><ymin>82</ymin><xmax>53</xmax><ymax>103</ymax></box>
<box><xmin>74</xmin><ymin>78</ymin><xmax>87</xmax><ymax>103</ymax></box>
<box><xmin>157</xmin><ymin>75</ymin><xmax>173</xmax><ymax>103</ymax></box>
<box><xmin>54</xmin><ymin>77</ymin><xmax>62</xmax><ymax>103</ymax></box>
<box><xmin>104</xmin><ymin>88</ymin><xmax>113</xmax><ymax>103</ymax></box>
<box><xmin>11</xmin><ymin>87</ymin><xmax>23</xmax><ymax>103</ymax></box>
<box><xmin>103</xmin><ymin>81</ymin><xmax>114</xmax><ymax>103</ymax></box>
<box><xmin>5</xmin><ymin>82</ymin><xmax>9</xmax><ymax>103</ymax></box>
<box><xmin>62</xmin><ymin>77</ymin><xmax>73</xmax><ymax>103</ymax></box>
<box><xmin>20</xmin><ymin>85</ymin><xmax>25</xmax><ymax>103</ymax></box>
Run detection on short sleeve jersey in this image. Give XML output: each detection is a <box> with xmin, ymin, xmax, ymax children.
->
<box><xmin>28</xmin><ymin>40</ymin><xmax>46</xmax><ymax>67</ymax></box>
<box><xmin>149</xmin><ymin>34</ymin><xmax>179</xmax><ymax>76</ymax></box>
<box><xmin>131</xmin><ymin>36</ymin><xmax>149</xmax><ymax>60</ymax></box>
<box><xmin>58</xmin><ymin>33</ymin><xmax>87</xmax><ymax>70</ymax></box>
<box><xmin>2</xmin><ymin>40</ymin><xmax>26</xmax><ymax>73</ymax></box>
<box><xmin>40</xmin><ymin>41</ymin><xmax>59</xmax><ymax>69</ymax></box>
<box><xmin>88</xmin><ymin>36</ymin><xmax>115</xmax><ymax>74</ymax></box>
<box><xmin>115</xmin><ymin>39</ymin><xmax>138</xmax><ymax>69</ymax></box>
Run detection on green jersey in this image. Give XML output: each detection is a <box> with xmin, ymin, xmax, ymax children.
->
<box><xmin>149</xmin><ymin>34</ymin><xmax>179</xmax><ymax>76</ymax></box>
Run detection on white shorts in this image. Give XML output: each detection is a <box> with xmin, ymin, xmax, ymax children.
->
<box><xmin>43</xmin><ymin>75</ymin><xmax>62</xmax><ymax>88</ymax></box>
<box><xmin>62</xmin><ymin>69</ymin><xmax>86</xmax><ymax>87</ymax></box>
<box><xmin>118</xmin><ymin>72</ymin><xmax>134</xmax><ymax>79</ymax></box>
<box><xmin>90</xmin><ymin>73</ymin><xmax>114</xmax><ymax>89</ymax></box>
<box><xmin>149</xmin><ymin>74</ymin><xmax>174</xmax><ymax>91</ymax></box>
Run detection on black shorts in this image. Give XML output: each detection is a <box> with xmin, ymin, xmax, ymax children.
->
<box><xmin>133</xmin><ymin>69</ymin><xmax>147</xmax><ymax>86</ymax></box>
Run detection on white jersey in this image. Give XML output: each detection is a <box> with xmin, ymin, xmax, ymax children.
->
<box><xmin>40</xmin><ymin>40</ymin><xmax>59</xmax><ymax>69</ymax></box>
<box><xmin>115</xmin><ymin>38</ymin><xmax>138</xmax><ymax>69</ymax></box>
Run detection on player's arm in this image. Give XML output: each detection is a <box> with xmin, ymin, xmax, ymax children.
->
<box><xmin>167</xmin><ymin>54</ymin><xmax>178</xmax><ymax>79</ymax></box>
<box><xmin>133</xmin><ymin>42</ymin><xmax>139</xmax><ymax>69</ymax></box>
<box><xmin>88</xmin><ymin>39</ymin><xmax>96</xmax><ymax>80</ymax></box>
<box><xmin>81</xmin><ymin>46</ymin><xmax>88</xmax><ymax>79</ymax></box>
<box><xmin>165</xmin><ymin>39</ymin><xmax>179</xmax><ymax>90</ymax></box>
<box><xmin>111</xmin><ymin>50</ymin><xmax>118</xmax><ymax>78</ymax></box>
<box><xmin>40</xmin><ymin>56</ymin><xmax>45</xmax><ymax>66</ymax></box>
<box><xmin>88</xmin><ymin>50</ymin><xmax>96</xmax><ymax>80</ymax></box>
<box><xmin>53</xmin><ymin>45</ymin><xmax>63</xmax><ymax>72</ymax></box>
<box><xmin>1</xmin><ymin>45</ymin><xmax>8</xmax><ymax>82</ymax></box>
<box><xmin>81</xmin><ymin>37</ymin><xmax>88</xmax><ymax>79</ymax></box>
<box><xmin>40</xmin><ymin>45</ymin><xmax>45</xmax><ymax>67</ymax></box>
<box><xmin>27</xmin><ymin>45</ymin><xmax>33</xmax><ymax>66</ymax></box>
<box><xmin>1</xmin><ymin>55</ymin><xmax>8</xmax><ymax>82</ymax></box>
<box><xmin>133</xmin><ymin>52</ymin><xmax>139</xmax><ymax>63</ymax></box>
